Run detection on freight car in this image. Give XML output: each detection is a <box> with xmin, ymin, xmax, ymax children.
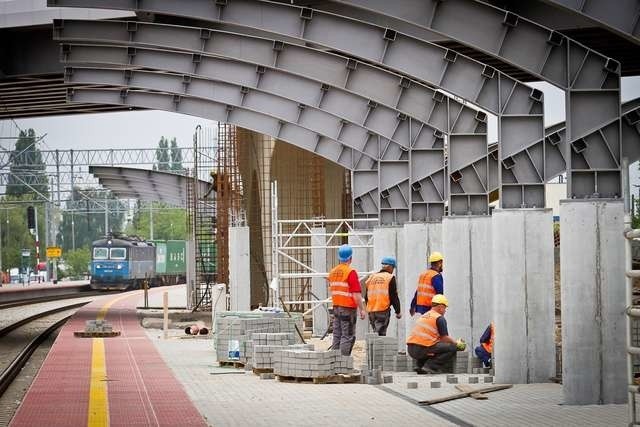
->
<box><xmin>90</xmin><ymin>234</ymin><xmax>187</xmax><ymax>290</ymax></box>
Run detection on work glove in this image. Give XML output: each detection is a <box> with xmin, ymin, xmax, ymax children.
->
<box><xmin>456</xmin><ymin>338</ymin><xmax>466</xmax><ymax>351</ymax></box>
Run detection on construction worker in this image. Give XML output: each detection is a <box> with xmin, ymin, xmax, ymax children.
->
<box><xmin>328</xmin><ymin>244</ymin><xmax>366</xmax><ymax>356</ymax></box>
<box><xmin>406</xmin><ymin>294</ymin><xmax>462</xmax><ymax>374</ymax></box>
<box><xmin>475</xmin><ymin>322</ymin><xmax>494</xmax><ymax>368</ymax></box>
<box><xmin>364</xmin><ymin>256</ymin><xmax>401</xmax><ymax>336</ymax></box>
<box><xmin>410</xmin><ymin>251</ymin><xmax>444</xmax><ymax>316</ymax></box>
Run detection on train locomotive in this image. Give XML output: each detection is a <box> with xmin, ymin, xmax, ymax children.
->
<box><xmin>90</xmin><ymin>234</ymin><xmax>186</xmax><ymax>290</ymax></box>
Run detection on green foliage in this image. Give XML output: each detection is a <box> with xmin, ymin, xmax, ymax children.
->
<box><xmin>58</xmin><ymin>187</ymin><xmax>125</xmax><ymax>252</ymax></box>
<box><xmin>6</xmin><ymin>129</ymin><xmax>49</xmax><ymax>199</ymax></box>
<box><xmin>154</xmin><ymin>136</ymin><xmax>171</xmax><ymax>171</ymax></box>
<box><xmin>63</xmin><ymin>248</ymin><xmax>90</xmax><ymax>278</ymax></box>
<box><xmin>0</xmin><ymin>196</ymin><xmax>47</xmax><ymax>271</ymax></box>
<box><xmin>124</xmin><ymin>201</ymin><xmax>186</xmax><ymax>240</ymax></box>
<box><xmin>169</xmin><ymin>137</ymin><xmax>183</xmax><ymax>172</ymax></box>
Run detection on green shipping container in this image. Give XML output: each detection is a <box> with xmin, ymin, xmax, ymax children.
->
<box><xmin>154</xmin><ymin>241</ymin><xmax>167</xmax><ymax>274</ymax></box>
<box><xmin>166</xmin><ymin>240</ymin><xmax>187</xmax><ymax>274</ymax></box>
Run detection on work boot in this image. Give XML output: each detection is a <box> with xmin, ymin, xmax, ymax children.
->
<box><xmin>415</xmin><ymin>366</ymin><xmax>436</xmax><ymax>375</ymax></box>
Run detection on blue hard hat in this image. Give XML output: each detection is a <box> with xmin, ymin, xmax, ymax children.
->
<box><xmin>381</xmin><ymin>256</ymin><xmax>396</xmax><ymax>268</ymax></box>
<box><xmin>338</xmin><ymin>244</ymin><xmax>353</xmax><ymax>262</ymax></box>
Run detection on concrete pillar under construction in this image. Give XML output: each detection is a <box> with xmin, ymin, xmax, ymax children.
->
<box><xmin>492</xmin><ymin>209</ymin><xmax>555</xmax><ymax>384</ymax></box>
<box><xmin>443</xmin><ymin>216</ymin><xmax>492</xmax><ymax>348</ymax></box>
<box><xmin>349</xmin><ymin>233</ymin><xmax>372</xmax><ymax>340</ymax></box>
<box><xmin>310</xmin><ymin>227</ymin><xmax>328</xmax><ymax>337</ymax></box>
<box><xmin>372</xmin><ymin>226</ymin><xmax>401</xmax><ymax>345</ymax></box>
<box><xmin>560</xmin><ymin>200</ymin><xmax>626</xmax><ymax>404</ymax></box>
<box><xmin>229</xmin><ymin>226</ymin><xmax>251</xmax><ymax>311</ymax></box>
<box><xmin>402</xmin><ymin>222</ymin><xmax>443</xmax><ymax>349</ymax></box>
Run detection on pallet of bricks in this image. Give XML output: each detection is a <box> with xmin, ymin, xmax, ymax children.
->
<box><xmin>214</xmin><ymin>311</ymin><xmax>304</xmax><ymax>369</ymax></box>
<box><xmin>273</xmin><ymin>349</ymin><xmax>358</xmax><ymax>384</ymax></box>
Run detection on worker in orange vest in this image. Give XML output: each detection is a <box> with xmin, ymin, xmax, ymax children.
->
<box><xmin>475</xmin><ymin>322</ymin><xmax>494</xmax><ymax>367</ymax></box>
<box><xmin>364</xmin><ymin>256</ymin><xmax>401</xmax><ymax>336</ymax></box>
<box><xmin>410</xmin><ymin>251</ymin><xmax>444</xmax><ymax>316</ymax></box>
<box><xmin>328</xmin><ymin>244</ymin><xmax>365</xmax><ymax>356</ymax></box>
<box><xmin>406</xmin><ymin>294</ymin><xmax>461</xmax><ymax>374</ymax></box>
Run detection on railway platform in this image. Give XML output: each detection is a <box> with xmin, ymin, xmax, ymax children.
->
<box><xmin>7</xmin><ymin>286</ymin><xmax>630</xmax><ymax>426</ymax></box>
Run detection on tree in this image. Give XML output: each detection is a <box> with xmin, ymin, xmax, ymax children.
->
<box><xmin>63</xmin><ymin>248</ymin><xmax>90</xmax><ymax>278</ymax></box>
<box><xmin>124</xmin><ymin>201</ymin><xmax>187</xmax><ymax>240</ymax></box>
<box><xmin>154</xmin><ymin>136</ymin><xmax>170</xmax><ymax>171</ymax></box>
<box><xmin>6</xmin><ymin>129</ymin><xmax>49</xmax><ymax>199</ymax></box>
<box><xmin>0</xmin><ymin>197</ymin><xmax>47</xmax><ymax>272</ymax></box>
<box><xmin>58</xmin><ymin>187</ymin><xmax>125</xmax><ymax>252</ymax></box>
<box><xmin>170</xmin><ymin>137</ymin><xmax>183</xmax><ymax>173</ymax></box>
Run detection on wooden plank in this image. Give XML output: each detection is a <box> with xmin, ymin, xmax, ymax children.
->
<box><xmin>418</xmin><ymin>384</ymin><xmax>513</xmax><ymax>405</ymax></box>
<box><xmin>455</xmin><ymin>384</ymin><xmax>488</xmax><ymax>400</ymax></box>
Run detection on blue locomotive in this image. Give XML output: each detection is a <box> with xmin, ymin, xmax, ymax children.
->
<box><xmin>90</xmin><ymin>235</ymin><xmax>156</xmax><ymax>290</ymax></box>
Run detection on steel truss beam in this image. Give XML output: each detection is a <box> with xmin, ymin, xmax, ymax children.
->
<box><xmin>54</xmin><ymin>19</ymin><xmax>489</xmax><ymax>221</ymax></box>
<box><xmin>280</xmin><ymin>0</ymin><xmax>623</xmax><ymax>199</ymax></box>
<box><xmin>49</xmin><ymin>1</ymin><xmax>545</xmax><ymax>213</ymax></box>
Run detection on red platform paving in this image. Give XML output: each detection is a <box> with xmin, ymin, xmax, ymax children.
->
<box><xmin>10</xmin><ymin>290</ymin><xmax>207</xmax><ymax>427</ymax></box>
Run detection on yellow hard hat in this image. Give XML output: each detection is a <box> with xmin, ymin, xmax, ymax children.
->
<box><xmin>431</xmin><ymin>294</ymin><xmax>448</xmax><ymax>307</ymax></box>
<box><xmin>428</xmin><ymin>251</ymin><xmax>444</xmax><ymax>263</ymax></box>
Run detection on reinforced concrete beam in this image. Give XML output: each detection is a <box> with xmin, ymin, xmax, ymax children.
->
<box><xmin>49</xmin><ymin>1</ymin><xmax>545</xmax><ymax>211</ymax></box>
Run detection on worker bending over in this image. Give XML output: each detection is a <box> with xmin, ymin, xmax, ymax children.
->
<box><xmin>475</xmin><ymin>322</ymin><xmax>494</xmax><ymax>368</ymax></box>
<box><xmin>328</xmin><ymin>244</ymin><xmax>366</xmax><ymax>356</ymax></box>
<box><xmin>406</xmin><ymin>294</ymin><xmax>464</xmax><ymax>374</ymax></box>
<box><xmin>364</xmin><ymin>256</ymin><xmax>401</xmax><ymax>336</ymax></box>
<box><xmin>410</xmin><ymin>252</ymin><xmax>444</xmax><ymax>316</ymax></box>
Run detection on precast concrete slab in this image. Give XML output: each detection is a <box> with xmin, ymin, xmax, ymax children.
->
<box><xmin>229</xmin><ymin>226</ymin><xmax>251</xmax><ymax>312</ymax></box>
<box><xmin>402</xmin><ymin>222</ymin><xmax>444</xmax><ymax>346</ymax></box>
<box><xmin>311</xmin><ymin>227</ymin><xmax>329</xmax><ymax>337</ymax></box>
<box><xmin>350</xmin><ymin>233</ymin><xmax>372</xmax><ymax>340</ymax></box>
<box><xmin>372</xmin><ymin>226</ymin><xmax>401</xmax><ymax>342</ymax></box>
<box><xmin>560</xmin><ymin>200</ymin><xmax>626</xmax><ymax>404</ymax></box>
<box><xmin>492</xmin><ymin>209</ymin><xmax>555</xmax><ymax>384</ymax></box>
<box><xmin>442</xmin><ymin>216</ymin><xmax>492</xmax><ymax>350</ymax></box>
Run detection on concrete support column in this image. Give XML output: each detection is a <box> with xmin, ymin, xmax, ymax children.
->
<box><xmin>349</xmin><ymin>233</ymin><xmax>372</xmax><ymax>340</ymax></box>
<box><xmin>492</xmin><ymin>209</ymin><xmax>555</xmax><ymax>384</ymax></box>
<box><xmin>402</xmin><ymin>222</ymin><xmax>443</xmax><ymax>350</ymax></box>
<box><xmin>310</xmin><ymin>227</ymin><xmax>328</xmax><ymax>337</ymax></box>
<box><xmin>443</xmin><ymin>216</ymin><xmax>492</xmax><ymax>347</ymax></box>
<box><xmin>372</xmin><ymin>227</ymin><xmax>401</xmax><ymax>345</ymax></box>
<box><xmin>560</xmin><ymin>200</ymin><xmax>625</xmax><ymax>404</ymax></box>
<box><xmin>229</xmin><ymin>226</ymin><xmax>251</xmax><ymax>311</ymax></box>
<box><xmin>185</xmin><ymin>239</ymin><xmax>196</xmax><ymax>310</ymax></box>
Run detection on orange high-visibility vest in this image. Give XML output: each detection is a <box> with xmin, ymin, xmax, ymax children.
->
<box><xmin>407</xmin><ymin>310</ymin><xmax>441</xmax><ymax>347</ymax></box>
<box><xmin>482</xmin><ymin>322</ymin><xmax>495</xmax><ymax>354</ymax></box>
<box><xmin>365</xmin><ymin>271</ymin><xmax>392</xmax><ymax>312</ymax></box>
<box><xmin>416</xmin><ymin>269</ymin><xmax>438</xmax><ymax>306</ymax></box>
<box><xmin>328</xmin><ymin>263</ymin><xmax>357</xmax><ymax>308</ymax></box>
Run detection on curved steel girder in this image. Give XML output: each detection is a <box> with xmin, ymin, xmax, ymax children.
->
<box><xmin>50</xmin><ymin>2</ymin><xmax>543</xmax><ymax>114</ymax></box>
<box><xmin>67</xmin><ymin>86</ymin><xmax>372</xmax><ymax>173</ymax></box>
<box><xmin>536</xmin><ymin>0</ymin><xmax>640</xmax><ymax>45</ymax></box>
<box><xmin>66</xmin><ymin>65</ymin><xmax>412</xmax><ymax>165</ymax></box>
<box><xmin>60</xmin><ymin>43</ymin><xmax>450</xmax><ymax>159</ymax></box>
<box><xmin>68</xmin><ymin>87</ymin><xmax>445</xmax><ymax>221</ymax></box>
<box><xmin>54</xmin><ymin>19</ymin><xmax>485</xmax><ymax>138</ymax></box>
<box><xmin>65</xmin><ymin>69</ymin><xmax>447</xmax><ymax>219</ymax></box>
<box><xmin>51</xmin><ymin>12</ymin><xmax>542</xmax><ymax>208</ymax></box>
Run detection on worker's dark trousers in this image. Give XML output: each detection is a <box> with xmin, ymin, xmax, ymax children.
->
<box><xmin>475</xmin><ymin>345</ymin><xmax>492</xmax><ymax>367</ymax></box>
<box><xmin>368</xmin><ymin>309</ymin><xmax>391</xmax><ymax>336</ymax></box>
<box><xmin>407</xmin><ymin>342</ymin><xmax>457</xmax><ymax>371</ymax></box>
<box><xmin>332</xmin><ymin>306</ymin><xmax>357</xmax><ymax>356</ymax></box>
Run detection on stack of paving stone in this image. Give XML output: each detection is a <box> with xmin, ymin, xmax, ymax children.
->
<box><xmin>365</xmin><ymin>334</ymin><xmax>398</xmax><ymax>371</ymax></box>
<box><xmin>85</xmin><ymin>320</ymin><xmax>113</xmax><ymax>333</ymax></box>
<box><xmin>454</xmin><ymin>351</ymin><xmax>470</xmax><ymax>374</ymax></box>
<box><xmin>214</xmin><ymin>311</ymin><xmax>303</xmax><ymax>365</ymax></box>
<box><xmin>392</xmin><ymin>353</ymin><xmax>418</xmax><ymax>372</ymax></box>
<box><xmin>251</xmin><ymin>332</ymin><xmax>295</xmax><ymax>370</ymax></box>
<box><xmin>273</xmin><ymin>349</ymin><xmax>353</xmax><ymax>378</ymax></box>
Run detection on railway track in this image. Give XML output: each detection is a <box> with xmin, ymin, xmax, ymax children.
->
<box><xmin>0</xmin><ymin>301</ymin><xmax>90</xmax><ymax>399</ymax></box>
<box><xmin>0</xmin><ymin>290</ymin><xmax>119</xmax><ymax>310</ymax></box>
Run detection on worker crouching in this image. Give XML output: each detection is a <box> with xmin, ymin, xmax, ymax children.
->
<box><xmin>328</xmin><ymin>244</ymin><xmax>366</xmax><ymax>356</ymax></box>
<box><xmin>406</xmin><ymin>294</ymin><xmax>463</xmax><ymax>374</ymax></box>
<box><xmin>364</xmin><ymin>256</ymin><xmax>401</xmax><ymax>336</ymax></box>
<box><xmin>474</xmin><ymin>322</ymin><xmax>494</xmax><ymax>368</ymax></box>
